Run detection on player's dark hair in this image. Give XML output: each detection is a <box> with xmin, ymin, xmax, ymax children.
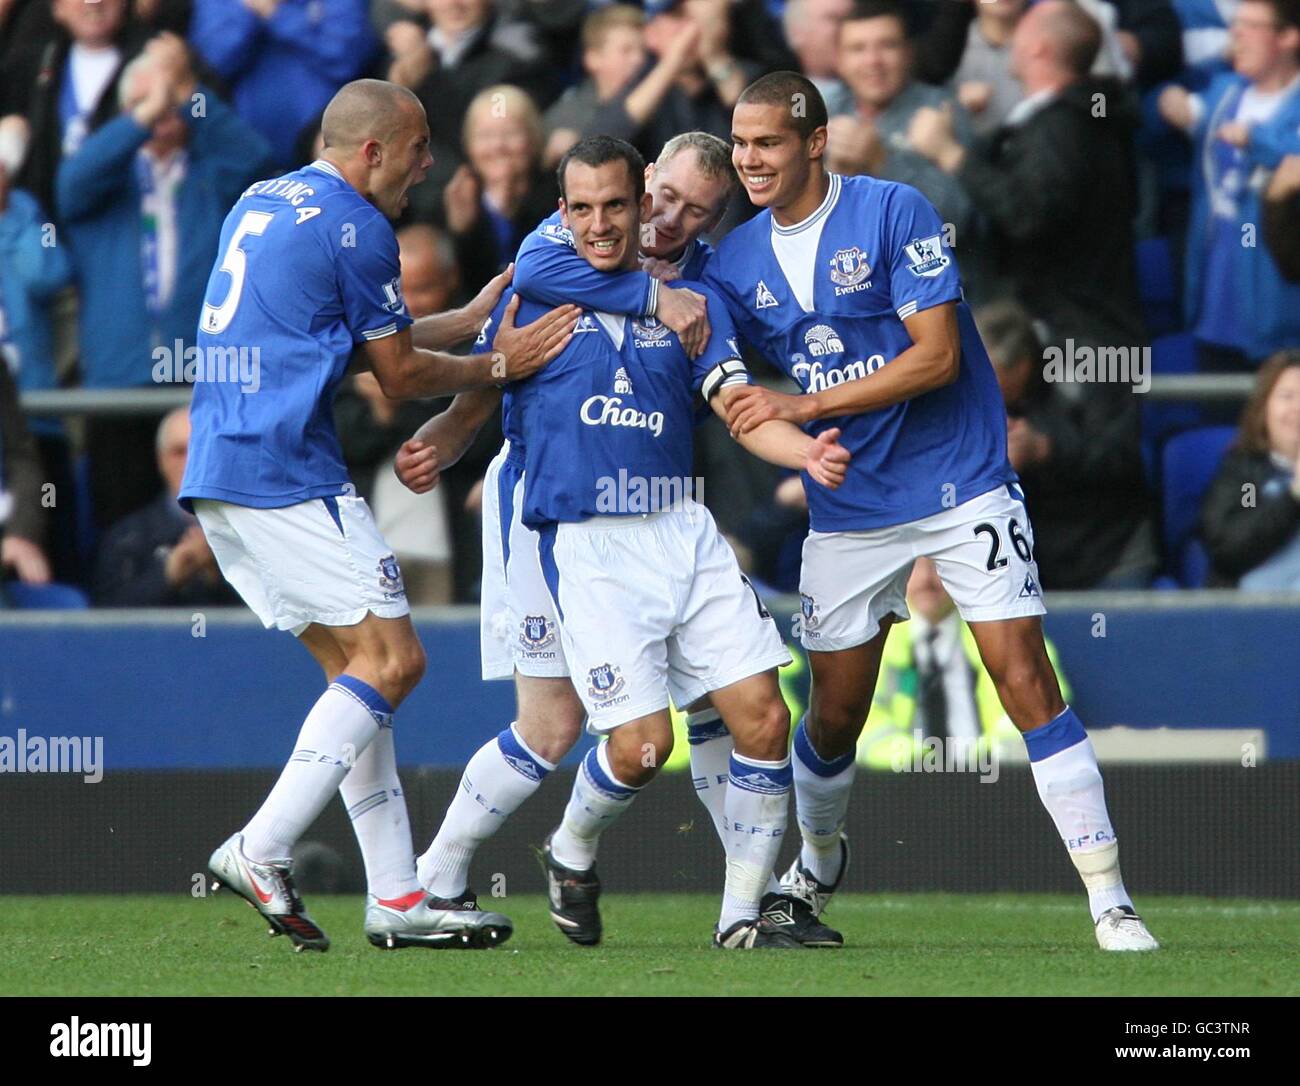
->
<box><xmin>841</xmin><ymin>0</ymin><xmax>910</xmax><ymax>38</ymax></box>
<box><xmin>557</xmin><ymin>136</ymin><xmax>646</xmax><ymax>202</ymax></box>
<box><xmin>735</xmin><ymin>71</ymin><xmax>828</xmax><ymax>141</ymax></box>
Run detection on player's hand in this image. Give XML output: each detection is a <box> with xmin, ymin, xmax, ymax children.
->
<box><xmin>655</xmin><ymin>285</ymin><xmax>710</xmax><ymax>359</ymax></box>
<box><xmin>394</xmin><ymin>437</ymin><xmax>441</xmax><ymax>494</ymax></box>
<box><xmin>490</xmin><ymin>295</ymin><xmax>581</xmax><ymax>381</ymax></box>
<box><xmin>804</xmin><ymin>428</ymin><xmax>850</xmax><ymax>490</ymax></box>
<box><xmin>0</xmin><ymin>534</ymin><xmax>51</xmax><ymax>585</ymax></box>
<box><xmin>465</xmin><ymin>262</ymin><xmax>514</xmax><ymax>328</ymax></box>
<box><xmin>641</xmin><ymin>256</ymin><xmax>681</xmax><ymax>282</ymax></box>
<box><xmin>1216</xmin><ymin>121</ymin><xmax>1250</xmax><ymax>149</ymax></box>
<box><xmin>725</xmin><ymin>385</ymin><xmax>811</xmax><ymax>436</ymax></box>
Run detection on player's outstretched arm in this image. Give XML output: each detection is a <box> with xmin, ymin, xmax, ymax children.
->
<box><xmin>411</xmin><ymin>263</ymin><xmax>515</xmax><ymax>351</ymax></box>
<box><xmin>724</xmin><ymin>303</ymin><xmax>961</xmax><ymax>435</ymax></box>
<box><xmin>710</xmin><ymin>390</ymin><xmax>850</xmax><ymax>489</ymax></box>
<box><xmin>365</xmin><ymin>297</ymin><xmax>579</xmax><ymax>399</ymax></box>
<box><xmin>393</xmin><ymin>387</ymin><xmax>503</xmax><ymax>495</ymax></box>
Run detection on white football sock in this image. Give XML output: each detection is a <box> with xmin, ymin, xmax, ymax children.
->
<box><xmin>720</xmin><ymin>753</ymin><xmax>791</xmax><ymax>930</ymax></box>
<box><xmin>688</xmin><ymin>709</ymin><xmax>780</xmax><ymax>894</ymax></box>
<box><xmin>417</xmin><ymin>722</ymin><xmax>555</xmax><ymax>898</ymax></box>
<box><xmin>549</xmin><ymin>742</ymin><xmax>640</xmax><ymax>872</ymax></box>
<box><xmin>1024</xmin><ymin>707</ymin><xmax>1133</xmax><ymax>921</ymax></box>
<box><xmin>792</xmin><ymin>717</ymin><xmax>854</xmax><ymax>886</ymax></box>
<box><xmin>340</xmin><ymin>724</ymin><xmax>420</xmax><ymax>900</ymax></box>
<box><xmin>241</xmin><ymin>675</ymin><xmax>387</xmax><ymax>863</ymax></box>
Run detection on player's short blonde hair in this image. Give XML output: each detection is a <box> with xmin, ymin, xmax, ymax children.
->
<box><xmin>657</xmin><ymin>131</ymin><xmax>737</xmax><ymax>196</ymax></box>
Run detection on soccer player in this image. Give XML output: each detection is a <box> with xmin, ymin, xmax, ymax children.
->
<box><xmin>179</xmin><ymin>79</ymin><xmax>577</xmax><ymax>952</ymax></box>
<box><xmin>703</xmin><ymin>72</ymin><xmax>1159</xmax><ymax>951</ymax></box>
<box><xmin>398</xmin><ymin>133</ymin><xmax>843</xmax><ymax>946</ymax></box>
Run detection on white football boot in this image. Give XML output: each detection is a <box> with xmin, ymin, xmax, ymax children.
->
<box><xmin>1095</xmin><ymin>905</ymin><xmax>1160</xmax><ymax>951</ymax></box>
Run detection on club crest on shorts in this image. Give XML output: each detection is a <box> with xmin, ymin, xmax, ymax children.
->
<box><xmin>799</xmin><ymin>592</ymin><xmax>819</xmax><ymax>630</ymax></box>
<box><xmin>519</xmin><ymin>614</ymin><xmax>556</xmax><ymax>651</ymax></box>
<box><xmin>377</xmin><ymin>554</ymin><xmax>404</xmax><ymax>596</ymax></box>
<box><xmin>828</xmin><ymin>246</ymin><xmax>871</xmax><ymax>287</ymax></box>
<box><xmin>587</xmin><ymin>663</ymin><xmax>626</xmax><ymax>702</ymax></box>
<box><xmin>904</xmin><ymin>235</ymin><xmax>950</xmax><ymax>278</ymax></box>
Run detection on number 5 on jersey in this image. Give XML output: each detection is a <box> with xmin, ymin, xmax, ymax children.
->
<box><xmin>202</xmin><ymin>209</ymin><xmax>274</xmax><ymax>335</ymax></box>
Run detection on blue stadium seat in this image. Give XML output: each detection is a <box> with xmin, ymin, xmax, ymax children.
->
<box><xmin>4</xmin><ymin>582</ymin><xmax>91</xmax><ymax>609</ymax></box>
<box><xmin>1160</xmin><ymin>426</ymin><xmax>1236</xmax><ymax>586</ymax></box>
<box><xmin>1141</xmin><ymin>332</ymin><xmax>1203</xmax><ymax>487</ymax></box>
<box><xmin>1136</xmin><ymin>236</ymin><xmax>1180</xmax><ymax>339</ymax></box>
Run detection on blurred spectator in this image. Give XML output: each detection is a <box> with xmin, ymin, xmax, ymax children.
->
<box><xmin>93</xmin><ymin>406</ymin><xmax>240</xmax><ymax>606</ymax></box>
<box><xmin>1263</xmin><ymin>151</ymin><xmax>1300</xmax><ymax>279</ymax></box>
<box><xmin>949</xmin><ymin>0</ymin><xmax>1028</xmax><ymax>137</ymax></box>
<box><xmin>855</xmin><ymin>557</ymin><xmax>1070</xmax><ymax>768</ymax></box>
<box><xmin>629</xmin><ymin>0</ymin><xmax>792</xmax><ymax>157</ymax></box>
<box><xmin>542</xmin><ymin>4</ymin><xmax>697</xmax><ymax>169</ymax></box>
<box><xmin>977</xmin><ymin>298</ymin><xmax>1158</xmax><ymax>589</ymax></box>
<box><xmin>189</xmin><ymin>0</ymin><xmax>377</xmax><ymax>168</ymax></box>
<box><xmin>783</xmin><ymin>0</ymin><xmax>853</xmax><ymax>100</ymax></box>
<box><xmin>1106</xmin><ymin>0</ymin><xmax>1185</xmax><ymax>88</ymax></box>
<box><xmin>9</xmin><ymin>0</ymin><xmax>149</xmax><ymax>216</ymax></box>
<box><xmin>0</xmin><ymin>351</ymin><xmax>51</xmax><ymax>592</ymax></box>
<box><xmin>1158</xmin><ymin>0</ymin><xmax>1300</xmax><ymax>370</ymax></box>
<box><xmin>0</xmin><ymin>114</ymin><xmax>79</xmax><ymax>584</ymax></box>
<box><xmin>389</xmin><ymin>1</ymin><xmax>552</xmax><ymax>162</ymax></box>
<box><xmin>56</xmin><ymin>34</ymin><xmax>272</xmax><ymax>530</ymax></box>
<box><xmin>1201</xmin><ymin>350</ymin><xmax>1300</xmax><ymax>587</ymax></box>
<box><xmin>1174</xmin><ymin>0</ymin><xmax>1238</xmax><ymax>84</ymax></box>
<box><xmin>825</xmin><ymin>0</ymin><xmax>975</xmax><ymax>239</ymax></box>
<box><xmin>335</xmin><ymin>224</ymin><xmax>463</xmax><ymax>604</ymax></box>
<box><xmin>910</xmin><ymin>0</ymin><xmax>1146</xmax><ymax>346</ymax></box>
<box><xmin>442</xmin><ymin>84</ymin><xmax>558</xmax><ymax>291</ymax></box>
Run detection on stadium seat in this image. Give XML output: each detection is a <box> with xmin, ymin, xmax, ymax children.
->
<box><xmin>1160</xmin><ymin>426</ymin><xmax>1236</xmax><ymax>586</ymax></box>
<box><xmin>1136</xmin><ymin>236</ymin><xmax>1180</xmax><ymax>339</ymax></box>
<box><xmin>3</xmin><ymin>582</ymin><xmax>91</xmax><ymax>609</ymax></box>
<box><xmin>1141</xmin><ymin>333</ymin><xmax>1204</xmax><ymax>487</ymax></box>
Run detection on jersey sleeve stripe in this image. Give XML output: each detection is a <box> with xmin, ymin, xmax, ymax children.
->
<box><xmin>360</xmin><ymin>322</ymin><xmax>399</xmax><ymax>341</ymax></box>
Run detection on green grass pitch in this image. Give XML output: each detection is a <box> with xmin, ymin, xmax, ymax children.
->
<box><xmin>5</xmin><ymin>893</ymin><xmax>1297</xmax><ymax>996</ymax></box>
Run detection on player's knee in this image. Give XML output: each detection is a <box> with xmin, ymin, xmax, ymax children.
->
<box><xmin>381</xmin><ymin>642</ymin><xmax>426</xmax><ymax>701</ymax></box>
<box><xmin>809</xmin><ymin>698</ymin><xmax>869</xmax><ymax>745</ymax></box>
<box><xmin>749</xmin><ymin>697</ymin><xmax>791</xmax><ymax>760</ymax></box>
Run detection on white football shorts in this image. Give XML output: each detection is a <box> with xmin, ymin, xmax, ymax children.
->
<box><xmin>798</xmin><ymin>483</ymin><xmax>1047</xmax><ymax>652</ymax></box>
<box><xmin>193</xmin><ymin>494</ymin><xmax>410</xmax><ymax>636</ymax></box>
<box><xmin>479</xmin><ymin>441</ymin><xmax>568</xmax><ymax>681</ymax></box>
<box><xmin>536</xmin><ymin>499</ymin><xmax>791</xmax><ymax>732</ymax></box>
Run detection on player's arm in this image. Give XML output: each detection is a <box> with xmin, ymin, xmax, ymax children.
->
<box><xmin>410</xmin><ymin>264</ymin><xmax>515</xmax><ymax>351</ymax></box>
<box><xmin>363</xmin><ymin>296</ymin><xmax>578</xmax><ymax>399</ymax></box>
<box><xmin>514</xmin><ymin>225</ymin><xmax>711</xmax><ymax>357</ymax></box>
<box><xmin>709</xmin><ymin>388</ymin><xmax>849</xmax><ymax>490</ymax></box>
<box><xmin>725</xmin><ymin>302</ymin><xmax>961</xmax><ymax>435</ymax></box>
<box><xmin>393</xmin><ymin>387</ymin><xmax>503</xmax><ymax>495</ymax></box>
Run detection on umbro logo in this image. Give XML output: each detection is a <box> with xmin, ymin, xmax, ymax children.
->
<box><xmin>755</xmin><ymin>280</ymin><xmax>778</xmax><ymax>309</ymax></box>
<box><xmin>761</xmin><ymin>901</ymin><xmax>796</xmax><ymax>927</ymax></box>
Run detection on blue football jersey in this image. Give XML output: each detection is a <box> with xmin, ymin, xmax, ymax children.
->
<box><xmin>496</xmin><ymin>282</ymin><xmax>747</xmax><ymax>528</ymax></box>
<box><xmin>703</xmin><ymin>172</ymin><xmax>1012</xmax><ymax>532</ymax></box>
<box><xmin>180</xmin><ymin>159</ymin><xmax>412</xmax><ymax>510</ymax></box>
<box><xmin>498</xmin><ymin>211</ymin><xmax>717</xmax><ymax>463</ymax></box>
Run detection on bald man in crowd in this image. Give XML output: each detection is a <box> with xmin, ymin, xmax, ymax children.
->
<box><xmin>906</xmin><ymin>0</ymin><xmax>1145</xmax><ymax>348</ymax></box>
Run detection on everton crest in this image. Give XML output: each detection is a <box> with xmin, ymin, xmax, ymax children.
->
<box><xmin>519</xmin><ymin>614</ymin><xmax>557</xmax><ymax>651</ymax></box>
<box><xmin>828</xmin><ymin>246</ymin><xmax>871</xmax><ymax>287</ymax></box>
<box><xmin>587</xmin><ymin>663</ymin><xmax>626</xmax><ymax>702</ymax></box>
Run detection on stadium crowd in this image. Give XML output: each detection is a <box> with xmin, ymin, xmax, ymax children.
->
<box><xmin>1</xmin><ymin>0</ymin><xmax>1299</xmax><ymax>608</ymax></box>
